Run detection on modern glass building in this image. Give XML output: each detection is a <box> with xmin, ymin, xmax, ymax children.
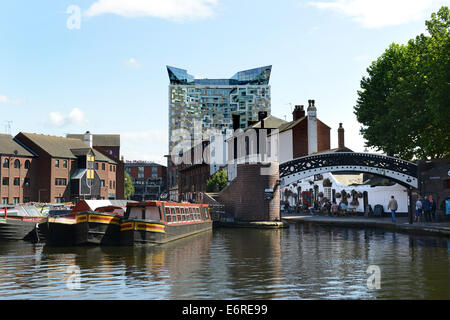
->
<box><xmin>167</xmin><ymin>65</ymin><xmax>272</xmax><ymax>153</ymax></box>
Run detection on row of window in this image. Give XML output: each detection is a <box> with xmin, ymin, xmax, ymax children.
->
<box><xmin>1</xmin><ymin>197</ymin><xmax>28</xmax><ymax>205</ymax></box>
<box><xmin>2</xmin><ymin>177</ymin><xmax>31</xmax><ymax>186</ymax></box>
<box><xmin>164</xmin><ymin>207</ymin><xmax>205</xmax><ymax>223</ymax></box>
<box><xmin>2</xmin><ymin>159</ymin><xmax>31</xmax><ymax>169</ymax></box>
<box><xmin>54</xmin><ymin>159</ymin><xmax>115</xmax><ymax>172</ymax></box>
<box><xmin>100</xmin><ymin>180</ymin><xmax>116</xmax><ymax>189</ymax></box>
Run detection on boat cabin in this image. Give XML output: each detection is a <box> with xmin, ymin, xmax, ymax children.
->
<box><xmin>125</xmin><ymin>201</ymin><xmax>210</xmax><ymax>224</ymax></box>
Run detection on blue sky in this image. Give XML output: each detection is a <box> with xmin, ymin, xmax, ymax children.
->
<box><xmin>1</xmin><ymin>0</ymin><xmax>448</xmax><ymax>164</ymax></box>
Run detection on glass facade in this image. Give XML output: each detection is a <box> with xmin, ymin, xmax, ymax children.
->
<box><xmin>167</xmin><ymin>65</ymin><xmax>272</xmax><ymax>153</ymax></box>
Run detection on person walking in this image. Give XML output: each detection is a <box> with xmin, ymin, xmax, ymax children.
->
<box><xmin>415</xmin><ymin>197</ymin><xmax>423</xmax><ymax>222</ymax></box>
<box><xmin>423</xmin><ymin>196</ymin><xmax>432</xmax><ymax>222</ymax></box>
<box><xmin>388</xmin><ymin>195</ymin><xmax>398</xmax><ymax>223</ymax></box>
<box><xmin>430</xmin><ymin>196</ymin><xmax>436</xmax><ymax>221</ymax></box>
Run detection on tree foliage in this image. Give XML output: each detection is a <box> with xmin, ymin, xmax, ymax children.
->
<box><xmin>206</xmin><ymin>169</ymin><xmax>228</xmax><ymax>192</ymax></box>
<box><xmin>354</xmin><ymin>6</ymin><xmax>450</xmax><ymax>160</ymax></box>
<box><xmin>124</xmin><ymin>172</ymin><xmax>134</xmax><ymax>199</ymax></box>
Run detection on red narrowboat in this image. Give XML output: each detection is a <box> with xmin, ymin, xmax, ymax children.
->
<box><xmin>120</xmin><ymin>201</ymin><xmax>212</xmax><ymax>245</ymax></box>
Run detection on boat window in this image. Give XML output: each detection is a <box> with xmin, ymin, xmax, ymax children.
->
<box><xmin>165</xmin><ymin>208</ymin><xmax>171</xmax><ymax>222</ymax></box>
<box><xmin>145</xmin><ymin>206</ymin><xmax>160</xmax><ymax>221</ymax></box>
<box><xmin>180</xmin><ymin>208</ymin><xmax>185</xmax><ymax>221</ymax></box>
<box><xmin>142</xmin><ymin>209</ymin><xmax>146</xmax><ymax>220</ymax></box>
<box><xmin>176</xmin><ymin>207</ymin><xmax>181</xmax><ymax>222</ymax></box>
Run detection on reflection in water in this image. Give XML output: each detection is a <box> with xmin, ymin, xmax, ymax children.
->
<box><xmin>0</xmin><ymin>225</ymin><xmax>448</xmax><ymax>299</ymax></box>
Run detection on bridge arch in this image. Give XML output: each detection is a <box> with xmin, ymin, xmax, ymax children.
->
<box><xmin>279</xmin><ymin>152</ymin><xmax>418</xmax><ymax>189</ymax></box>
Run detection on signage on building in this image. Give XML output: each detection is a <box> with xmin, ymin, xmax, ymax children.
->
<box><xmin>264</xmin><ymin>188</ymin><xmax>274</xmax><ymax>200</ymax></box>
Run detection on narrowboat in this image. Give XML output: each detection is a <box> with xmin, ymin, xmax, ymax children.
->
<box><xmin>74</xmin><ymin>210</ymin><xmax>122</xmax><ymax>246</ymax></box>
<box><xmin>120</xmin><ymin>201</ymin><xmax>212</xmax><ymax>245</ymax></box>
<box><xmin>43</xmin><ymin>215</ymin><xmax>77</xmax><ymax>246</ymax></box>
<box><xmin>0</xmin><ymin>205</ymin><xmax>46</xmax><ymax>241</ymax></box>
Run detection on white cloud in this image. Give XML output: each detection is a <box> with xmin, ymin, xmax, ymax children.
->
<box><xmin>309</xmin><ymin>0</ymin><xmax>448</xmax><ymax>28</ymax></box>
<box><xmin>0</xmin><ymin>94</ymin><xmax>23</xmax><ymax>105</ymax></box>
<box><xmin>48</xmin><ymin>108</ymin><xmax>88</xmax><ymax>127</ymax></box>
<box><xmin>124</xmin><ymin>57</ymin><xmax>141</xmax><ymax>68</ymax></box>
<box><xmin>85</xmin><ymin>0</ymin><xmax>219</xmax><ymax>21</ymax></box>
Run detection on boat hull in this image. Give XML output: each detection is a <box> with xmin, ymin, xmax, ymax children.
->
<box><xmin>75</xmin><ymin>212</ymin><xmax>122</xmax><ymax>246</ymax></box>
<box><xmin>120</xmin><ymin>220</ymin><xmax>213</xmax><ymax>245</ymax></box>
<box><xmin>43</xmin><ymin>217</ymin><xmax>76</xmax><ymax>246</ymax></box>
<box><xmin>0</xmin><ymin>218</ymin><xmax>44</xmax><ymax>241</ymax></box>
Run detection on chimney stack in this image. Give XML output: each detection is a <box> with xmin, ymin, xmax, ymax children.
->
<box><xmin>338</xmin><ymin>123</ymin><xmax>345</xmax><ymax>148</ymax></box>
<box><xmin>307</xmin><ymin>99</ymin><xmax>318</xmax><ymax>154</ymax></box>
<box><xmin>83</xmin><ymin>131</ymin><xmax>93</xmax><ymax>148</ymax></box>
<box><xmin>292</xmin><ymin>105</ymin><xmax>305</xmax><ymax>121</ymax></box>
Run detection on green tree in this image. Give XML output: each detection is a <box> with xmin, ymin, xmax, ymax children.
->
<box><xmin>124</xmin><ymin>172</ymin><xmax>134</xmax><ymax>199</ymax></box>
<box><xmin>206</xmin><ymin>169</ymin><xmax>228</xmax><ymax>192</ymax></box>
<box><xmin>354</xmin><ymin>6</ymin><xmax>450</xmax><ymax>160</ymax></box>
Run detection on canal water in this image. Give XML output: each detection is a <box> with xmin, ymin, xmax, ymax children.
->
<box><xmin>0</xmin><ymin>223</ymin><xmax>448</xmax><ymax>300</ymax></box>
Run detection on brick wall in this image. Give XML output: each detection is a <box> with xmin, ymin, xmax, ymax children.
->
<box><xmin>0</xmin><ymin>156</ymin><xmax>36</xmax><ymax>204</ymax></box>
<box><xmin>317</xmin><ymin>120</ymin><xmax>331</xmax><ymax>152</ymax></box>
<box><xmin>218</xmin><ymin>162</ymin><xmax>280</xmax><ymax>221</ymax></box>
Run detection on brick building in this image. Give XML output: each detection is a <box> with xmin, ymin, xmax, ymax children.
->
<box><xmin>14</xmin><ymin>132</ymin><xmax>119</xmax><ymax>203</ymax></box>
<box><xmin>67</xmin><ymin>132</ymin><xmax>124</xmax><ymax>199</ymax></box>
<box><xmin>125</xmin><ymin>161</ymin><xmax>167</xmax><ymax>201</ymax></box>
<box><xmin>276</xmin><ymin>100</ymin><xmax>331</xmax><ymax>163</ymax></box>
<box><xmin>177</xmin><ymin>141</ymin><xmax>211</xmax><ymax>202</ymax></box>
<box><xmin>0</xmin><ymin>134</ymin><xmax>37</xmax><ymax>205</ymax></box>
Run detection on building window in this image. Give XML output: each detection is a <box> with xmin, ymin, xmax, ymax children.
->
<box><xmin>24</xmin><ymin>178</ymin><xmax>30</xmax><ymax>187</ymax></box>
<box><xmin>63</xmin><ymin>160</ymin><xmax>68</xmax><ymax>168</ymax></box>
<box><xmin>2</xmin><ymin>198</ymin><xmax>8</xmax><ymax>205</ymax></box>
<box><xmin>113</xmin><ymin>166</ymin><xmax>116</xmax><ymax>172</ymax></box>
<box><xmin>54</xmin><ymin>197</ymin><xmax>65</xmax><ymax>204</ymax></box>
<box><xmin>2</xmin><ymin>158</ymin><xmax>9</xmax><ymax>168</ymax></box>
<box><xmin>101</xmin><ymin>180</ymin><xmax>105</xmax><ymax>187</ymax></box>
<box><xmin>152</xmin><ymin>166</ymin><xmax>158</xmax><ymax>178</ymax></box>
<box><xmin>55</xmin><ymin>160</ymin><xmax>60</xmax><ymax>168</ymax></box>
<box><xmin>25</xmin><ymin>160</ymin><xmax>31</xmax><ymax>169</ymax></box>
<box><xmin>2</xmin><ymin>177</ymin><xmax>9</xmax><ymax>185</ymax></box>
<box><xmin>138</xmin><ymin>167</ymin><xmax>144</xmax><ymax>178</ymax></box>
<box><xmin>55</xmin><ymin>178</ymin><xmax>67</xmax><ymax>186</ymax></box>
<box><xmin>14</xmin><ymin>159</ymin><xmax>20</xmax><ymax>168</ymax></box>
<box><xmin>110</xmin><ymin>165</ymin><xmax>113</xmax><ymax>172</ymax></box>
<box><xmin>13</xmin><ymin>177</ymin><xmax>20</xmax><ymax>186</ymax></box>
<box><xmin>13</xmin><ymin>197</ymin><xmax>19</xmax><ymax>205</ymax></box>
<box><xmin>102</xmin><ymin>163</ymin><xmax>105</xmax><ymax>170</ymax></box>
<box><xmin>110</xmin><ymin>181</ymin><xmax>112</xmax><ymax>189</ymax></box>
<box><xmin>95</xmin><ymin>162</ymin><xmax>99</xmax><ymax>170</ymax></box>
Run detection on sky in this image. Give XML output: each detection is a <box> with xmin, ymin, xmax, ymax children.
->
<box><xmin>1</xmin><ymin>0</ymin><xmax>448</xmax><ymax>165</ymax></box>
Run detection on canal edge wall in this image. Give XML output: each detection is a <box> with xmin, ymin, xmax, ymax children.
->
<box><xmin>282</xmin><ymin>216</ymin><xmax>450</xmax><ymax>237</ymax></box>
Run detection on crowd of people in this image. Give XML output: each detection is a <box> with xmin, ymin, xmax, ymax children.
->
<box><xmin>414</xmin><ymin>195</ymin><xmax>437</xmax><ymax>223</ymax></box>
<box><xmin>284</xmin><ymin>194</ymin><xmax>439</xmax><ymax>224</ymax></box>
<box><xmin>283</xmin><ymin>198</ymin><xmax>354</xmax><ymax>217</ymax></box>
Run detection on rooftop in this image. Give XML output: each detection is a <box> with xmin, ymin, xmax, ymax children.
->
<box><xmin>0</xmin><ymin>134</ymin><xmax>35</xmax><ymax>157</ymax></box>
<box><xmin>167</xmin><ymin>65</ymin><xmax>272</xmax><ymax>86</ymax></box>
<box><xmin>17</xmin><ymin>132</ymin><xmax>116</xmax><ymax>163</ymax></box>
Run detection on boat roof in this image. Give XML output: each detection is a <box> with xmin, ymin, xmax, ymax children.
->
<box><xmin>127</xmin><ymin>201</ymin><xmax>208</xmax><ymax>208</ymax></box>
<box><xmin>0</xmin><ymin>204</ymin><xmax>46</xmax><ymax>217</ymax></box>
